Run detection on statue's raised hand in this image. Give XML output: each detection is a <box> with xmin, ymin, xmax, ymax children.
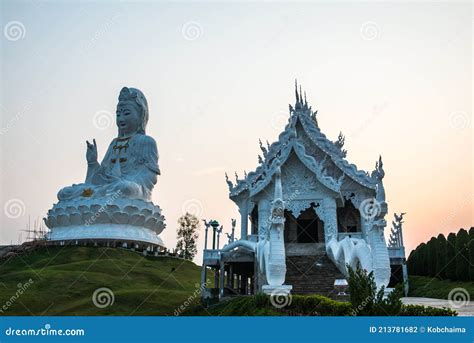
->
<box><xmin>86</xmin><ymin>139</ymin><xmax>98</xmax><ymax>163</ymax></box>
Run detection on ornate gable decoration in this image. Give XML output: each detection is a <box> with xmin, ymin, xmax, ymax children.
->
<box><xmin>227</xmin><ymin>81</ymin><xmax>383</xmax><ymax>199</ymax></box>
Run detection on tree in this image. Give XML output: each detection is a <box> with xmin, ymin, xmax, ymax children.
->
<box><xmin>455</xmin><ymin>228</ymin><xmax>470</xmax><ymax>281</ymax></box>
<box><xmin>435</xmin><ymin>234</ymin><xmax>447</xmax><ymax>279</ymax></box>
<box><xmin>175</xmin><ymin>212</ymin><xmax>200</xmax><ymax>260</ymax></box>
<box><xmin>446</xmin><ymin>232</ymin><xmax>457</xmax><ymax>280</ymax></box>
<box><xmin>469</xmin><ymin>227</ymin><xmax>474</xmax><ymax>281</ymax></box>
<box><xmin>416</xmin><ymin>243</ymin><xmax>428</xmax><ymax>276</ymax></box>
<box><xmin>426</xmin><ymin>237</ymin><xmax>438</xmax><ymax>276</ymax></box>
<box><xmin>407</xmin><ymin>250</ymin><xmax>416</xmax><ymax>275</ymax></box>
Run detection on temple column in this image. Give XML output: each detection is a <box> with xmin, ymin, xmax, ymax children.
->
<box><xmin>226</xmin><ymin>265</ymin><xmax>233</xmax><ymax>288</ymax></box>
<box><xmin>214</xmin><ymin>267</ymin><xmax>219</xmax><ymax>289</ymax></box>
<box><xmin>239</xmin><ymin>200</ymin><xmax>249</xmax><ymax>240</ymax></box>
<box><xmin>200</xmin><ymin>264</ymin><xmax>207</xmax><ymax>292</ymax></box>
<box><xmin>250</xmin><ymin>274</ymin><xmax>255</xmax><ymax>295</ymax></box>
<box><xmin>253</xmin><ymin>257</ymin><xmax>258</xmax><ymax>294</ymax></box>
<box><xmin>258</xmin><ymin>199</ymin><xmax>271</xmax><ymax>239</ymax></box>
<box><xmin>219</xmin><ymin>260</ymin><xmax>225</xmax><ymax>299</ymax></box>
<box><xmin>203</xmin><ymin>225</ymin><xmax>209</xmax><ymax>249</ymax></box>
<box><xmin>318</xmin><ymin>198</ymin><xmax>338</xmax><ymax>245</ymax></box>
<box><xmin>240</xmin><ymin>273</ymin><xmax>247</xmax><ymax>294</ymax></box>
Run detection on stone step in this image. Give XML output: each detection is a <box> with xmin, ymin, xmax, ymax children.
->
<box><xmin>285</xmin><ymin>254</ymin><xmax>345</xmax><ymax>298</ymax></box>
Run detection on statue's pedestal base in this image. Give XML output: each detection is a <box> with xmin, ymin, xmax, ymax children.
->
<box><xmin>44</xmin><ymin>197</ymin><xmax>166</xmax><ymax>248</ymax></box>
<box><xmin>47</xmin><ymin>224</ymin><xmax>165</xmax><ymax>247</ymax></box>
<box><xmin>262</xmin><ymin>284</ymin><xmax>292</xmax><ymax>295</ymax></box>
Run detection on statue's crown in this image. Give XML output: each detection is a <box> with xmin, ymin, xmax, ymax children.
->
<box><xmin>119</xmin><ymin>87</ymin><xmax>144</xmax><ymax>103</ymax></box>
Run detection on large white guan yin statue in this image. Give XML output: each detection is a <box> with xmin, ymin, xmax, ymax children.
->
<box><xmin>44</xmin><ymin>87</ymin><xmax>165</xmax><ymax>246</ymax></box>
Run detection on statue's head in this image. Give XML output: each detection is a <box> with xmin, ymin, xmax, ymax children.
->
<box><xmin>116</xmin><ymin>87</ymin><xmax>149</xmax><ymax>137</ymax></box>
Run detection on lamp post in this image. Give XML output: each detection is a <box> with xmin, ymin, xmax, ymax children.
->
<box><xmin>210</xmin><ymin>220</ymin><xmax>220</xmax><ymax>250</ymax></box>
<box><xmin>216</xmin><ymin>225</ymin><xmax>223</xmax><ymax>249</ymax></box>
<box><xmin>202</xmin><ymin>220</ymin><xmax>211</xmax><ymax>250</ymax></box>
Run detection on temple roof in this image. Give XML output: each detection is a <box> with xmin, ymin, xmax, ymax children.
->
<box><xmin>226</xmin><ymin>81</ymin><xmax>384</xmax><ymax>200</ymax></box>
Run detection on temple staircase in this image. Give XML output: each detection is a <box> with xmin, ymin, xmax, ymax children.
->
<box><xmin>285</xmin><ymin>244</ymin><xmax>345</xmax><ymax>297</ymax></box>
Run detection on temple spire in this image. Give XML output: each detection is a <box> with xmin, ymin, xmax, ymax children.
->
<box><xmin>294</xmin><ymin>79</ymin><xmax>302</xmax><ymax>110</ymax></box>
<box><xmin>294</xmin><ymin>79</ymin><xmax>299</xmax><ymax>104</ymax></box>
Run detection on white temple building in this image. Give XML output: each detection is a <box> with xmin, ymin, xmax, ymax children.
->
<box><xmin>201</xmin><ymin>83</ymin><xmax>407</xmax><ymax>300</ymax></box>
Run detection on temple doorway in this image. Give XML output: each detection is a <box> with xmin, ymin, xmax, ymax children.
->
<box><xmin>337</xmin><ymin>200</ymin><xmax>361</xmax><ymax>233</ymax></box>
<box><xmin>284</xmin><ymin>206</ymin><xmax>324</xmax><ymax>244</ymax></box>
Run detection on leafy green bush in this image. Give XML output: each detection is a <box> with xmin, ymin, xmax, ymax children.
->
<box><xmin>401</xmin><ymin>305</ymin><xmax>457</xmax><ymax>316</ymax></box>
<box><xmin>285</xmin><ymin>295</ymin><xmax>352</xmax><ymax>316</ymax></box>
<box><xmin>347</xmin><ymin>264</ymin><xmax>403</xmax><ymax>316</ymax></box>
<box><xmin>186</xmin><ymin>293</ymin><xmax>351</xmax><ymax>316</ymax></box>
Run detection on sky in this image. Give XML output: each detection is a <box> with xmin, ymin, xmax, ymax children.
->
<box><xmin>0</xmin><ymin>1</ymin><xmax>472</xmax><ymax>263</ymax></box>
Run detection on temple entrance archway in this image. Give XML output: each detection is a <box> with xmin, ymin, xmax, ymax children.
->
<box><xmin>284</xmin><ymin>207</ymin><xmax>324</xmax><ymax>244</ymax></box>
<box><xmin>337</xmin><ymin>200</ymin><xmax>361</xmax><ymax>233</ymax></box>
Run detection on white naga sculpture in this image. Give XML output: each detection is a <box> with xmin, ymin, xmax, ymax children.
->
<box><xmin>44</xmin><ymin>87</ymin><xmax>165</xmax><ymax>247</ymax></box>
<box><xmin>222</xmin><ymin>165</ymin><xmax>292</xmax><ymax>295</ymax></box>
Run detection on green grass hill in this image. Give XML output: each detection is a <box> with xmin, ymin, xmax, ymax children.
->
<box><xmin>0</xmin><ymin>246</ymin><xmax>206</xmax><ymax>315</ymax></box>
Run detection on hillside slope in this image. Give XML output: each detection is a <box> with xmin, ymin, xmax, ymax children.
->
<box><xmin>0</xmin><ymin>246</ymin><xmax>206</xmax><ymax>315</ymax></box>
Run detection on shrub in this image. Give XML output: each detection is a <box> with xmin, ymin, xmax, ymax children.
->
<box><xmin>254</xmin><ymin>292</ymin><xmax>269</xmax><ymax>308</ymax></box>
<box><xmin>347</xmin><ymin>264</ymin><xmax>403</xmax><ymax>316</ymax></box>
<box><xmin>347</xmin><ymin>264</ymin><xmax>379</xmax><ymax>315</ymax></box>
<box><xmin>286</xmin><ymin>295</ymin><xmax>352</xmax><ymax>316</ymax></box>
<box><xmin>400</xmin><ymin>305</ymin><xmax>457</xmax><ymax>316</ymax></box>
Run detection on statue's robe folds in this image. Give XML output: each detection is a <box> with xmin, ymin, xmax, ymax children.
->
<box><xmin>58</xmin><ymin>134</ymin><xmax>160</xmax><ymax>202</ymax></box>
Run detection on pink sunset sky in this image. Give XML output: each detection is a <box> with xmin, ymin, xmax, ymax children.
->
<box><xmin>1</xmin><ymin>1</ymin><xmax>472</xmax><ymax>262</ymax></box>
